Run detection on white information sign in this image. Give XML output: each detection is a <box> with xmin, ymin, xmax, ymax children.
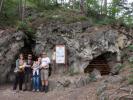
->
<box><xmin>56</xmin><ymin>45</ymin><xmax>65</xmax><ymax>64</ymax></box>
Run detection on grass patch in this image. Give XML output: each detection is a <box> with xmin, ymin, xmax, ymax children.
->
<box><xmin>31</xmin><ymin>8</ymin><xmax>89</xmax><ymax>26</ymax></box>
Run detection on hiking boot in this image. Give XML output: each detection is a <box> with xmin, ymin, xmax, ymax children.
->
<box><xmin>40</xmin><ymin>86</ymin><xmax>45</xmax><ymax>92</ymax></box>
<box><xmin>44</xmin><ymin>85</ymin><xmax>48</xmax><ymax>93</ymax></box>
<box><xmin>23</xmin><ymin>88</ymin><xmax>27</xmax><ymax>91</ymax></box>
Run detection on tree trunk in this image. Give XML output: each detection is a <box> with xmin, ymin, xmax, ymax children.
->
<box><xmin>18</xmin><ymin>0</ymin><xmax>26</xmax><ymax>21</ymax></box>
<box><xmin>22</xmin><ymin>0</ymin><xmax>26</xmax><ymax>21</ymax></box>
<box><xmin>104</xmin><ymin>0</ymin><xmax>107</xmax><ymax>15</ymax></box>
<box><xmin>100</xmin><ymin>0</ymin><xmax>104</xmax><ymax>14</ymax></box>
<box><xmin>0</xmin><ymin>0</ymin><xmax>4</xmax><ymax>14</ymax></box>
<box><xmin>19</xmin><ymin>0</ymin><xmax>22</xmax><ymax>20</ymax></box>
<box><xmin>55</xmin><ymin>0</ymin><xmax>58</xmax><ymax>5</ymax></box>
<box><xmin>61</xmin><ymin>0</ymin><xmax>64</xmax><ymax>6</ymax></box>
<box><xmin>80</xmin><ymin>0</ymin><xmax>85</xmax><ymax>14</ymax></box>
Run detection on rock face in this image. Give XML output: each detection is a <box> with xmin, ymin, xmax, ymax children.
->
<box><xmin>48</xmin><ymin>74</ymin><xmax>91</xmax><ymax>91</ymax></box>
<box><xmin>0</xmin><ymin>21</ymin><xmax>132</xmax><ymax>83</ymax></box>
<box><xmin>0</xmin><ymin>30</ymin><xmax>25</xmax><ymax>83</ymax></box>
<box><xmin>33</xmin><ymin>21</ymin><xmax>132</xmax><ymax>73</ymax></box>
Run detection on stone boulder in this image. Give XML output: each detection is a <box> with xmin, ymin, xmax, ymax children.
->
<box><xmin>0</xmin><ymin>30</ymin><xmax>25</xmax><ymax>83</ymax></box>
<box><xmin>106</xmin><ymin>75</ymin><xmax>126</xmax><ymax>84</ymax></box>
<box><xmin>91</xmin><ymin>69</ymin><xmax>102</xmax><ymax>79</ymax></box>
<box><xmin>48</xmin><ymin>74</ymin><xmax>91</xmax><ymax>91</ymax></box>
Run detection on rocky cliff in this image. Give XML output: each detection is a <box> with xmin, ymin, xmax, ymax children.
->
<box><xmin>0</xmin><ymin>21</ymin><xmax>132</xmax><ymax>83</ymax></box>
<box><xmin>34</xmin><ymin>21</ymin><xmax>132</xmax><ymax>73</ymax></box>
<box><xmin>0</xmin><ymin>30</ymin><xmax>25</xmax><ymax>83</ymax></box>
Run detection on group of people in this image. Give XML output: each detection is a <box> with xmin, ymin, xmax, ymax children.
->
<box><xmin>13</xmin><ymin>52</ymin><xmax>51</xmax><ymax>93</ymax></box>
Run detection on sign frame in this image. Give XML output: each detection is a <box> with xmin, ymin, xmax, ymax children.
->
<box><xmin>55</xmin><ymin>45</ymin><xmax>66</xmax><ymax>64</ymax></box>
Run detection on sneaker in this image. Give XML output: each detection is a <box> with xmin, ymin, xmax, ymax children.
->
<box><xmin>36</xmin><ymin>89</ymin><xmax>39</xmax><ymax>92</ymax></box>
<box><xmin>32</xmin><ymin>89</ymin><xmax>35</xmax><ymax>92</ymax></box>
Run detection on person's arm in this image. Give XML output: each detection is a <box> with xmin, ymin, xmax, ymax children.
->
<box><xmin>45</xmin><ymin>58</ymin><xmax>51</xmax><ymax>68</ymax></box>
<box><xmin>47</xmin><ymin>58</ymin><xmax>51</xmax><ymax>64</ymax></box>
<box><xmin>23</xmin><ymin>62</ymin><xmax>26</xmax><ymax>68</ymax></box>
<box><xmin>25</xmin><ymin>64</ymin><xmax>31</xmax><ymax>67</ymax></box>
<box><xmin>41</xmin><ymin>64</ymin><xmax>46</xmax><ymax>68</ymax></box>
<box><xmin>32</xmin><ymin>62</ymin><xmax>36</xmax><ymax>69</ymax></box>
<box><xmin>14</xmin><ymin>59</ymin><xmax>19</xmax><ymax>72</ymax></box>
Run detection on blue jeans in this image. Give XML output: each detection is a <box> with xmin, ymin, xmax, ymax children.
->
<box><xmin>33</xmin><ymin>73</ymin><xmax>40</xmax><ymax>90</ymax></box>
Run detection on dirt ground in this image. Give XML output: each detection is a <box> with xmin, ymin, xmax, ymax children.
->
<box><xmin>0</xmin><ymin>81</ymin><xmax>99</xmax><ymax>100</ymax></box>
<box><xmin>0</xmin><ymin>65</ymin><xmax>129</xmax><ymax>100</ymax></box>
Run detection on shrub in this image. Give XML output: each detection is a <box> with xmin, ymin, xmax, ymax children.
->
<box><xmin>89</xmin><ymin>73</ymin><xmax>97</xmax><ymax>82</ymax></box>
<box><xmin>128</xmin><ymin>45</ymin><xmax>133</xmax><ymax>51</ymax></box>
<box><xmin>116</xmin><ymin>63</ymin><xmax>125</xmax><ymax>71</ymax></box>
<box><xmin>127</xmin><ymin>45</ymin><xmax>133</xmax><ymax>84</ymax></box>
<box><xmin>128</xmin><ymin>57</ymin><xmax>133</xmax><ymax>63</ymax></box>
<box><xmin>17</xmin><ymin>21</ymin><xmax>36</xmax><ymax>40</ymax></box>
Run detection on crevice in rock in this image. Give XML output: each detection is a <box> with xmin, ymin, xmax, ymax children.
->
<box><xmin>84</xmin><ymin>52</ymin><xmax>117</xmax><ymax>75</ymax></box>
<box><xmin>20</xmin><ymin>37</ymin><xmax>36</xmax><ymax>60</ymax></box>
<box><xmin>6</xmin><ymin>32</ymin><xmax>36</xmax><ymax>83</ymax></box>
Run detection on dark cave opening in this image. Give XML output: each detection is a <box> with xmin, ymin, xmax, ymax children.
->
<box><xmin>84</xmin><ymin>52</ymin><xmax>113</xmax><ymax>75</ymax></box>
<box><xmin>7</xmin><ymin>35</ymin><xmax>36</xmax><ymax>83</ymax></box>
<box><xmin>20</xmin><ymin>38</ymin><xmax>36</xmax><ymax>60</ymax></box>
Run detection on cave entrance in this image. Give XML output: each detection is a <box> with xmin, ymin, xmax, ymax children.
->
<box><xmin>8</xmin><ymin>34</ymin><xmax>36</xmax><ymax>83</ymax></box>
<box><xmin>19</xmin><ymin>33</ymin><xmax>36</xmax><ymax>60</ymax></box>
<box><xmin>84</xmin><ymin>52</ymin><xmax>114</xmax><ymax>75</ymax></box>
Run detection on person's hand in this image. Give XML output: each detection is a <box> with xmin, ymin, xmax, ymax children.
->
<box><xmin>26</xmin><ymin>65</ymin><xmax>31</xmax><ymax>67</ymax></box>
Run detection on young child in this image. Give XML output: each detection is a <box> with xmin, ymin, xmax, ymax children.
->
<box><xmin>32</xmin><ymin>57</ymin><xmax>41</xmax><ymax>92</ymax></box>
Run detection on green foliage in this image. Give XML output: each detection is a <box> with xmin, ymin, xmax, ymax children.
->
<box><xmin>0</xmin><ymin>0</ymin><xmax>19</xmax><ymax>27</ymax></box>
<box><xmin>0</xmin><ymin>0</ymin><xmax>133</xmax><ymax>28</ymax></box>
<box><xmin>27</xmin><ymin>0</ymin><xmax>59</xmax><ymax>11</ymax></box>
<box><xmin>127</xmin><ymin>45</ymin><xmax>133</xmax><ymax>84</ymax></box>
<box><xmin>89</xmin><ymin>74</ymin><xmax>97</xmax><ymax>82</ymax></box>
<box><xmin>85</xmin><ymin>0</ymin><xmax>133</xmax><ymax>26</ymax></box>
<box><xmin>33</xmin><ymin>8</ymin><xmax>88</xmax><ymax>24</ymax></box>
<box><xmin>128</xmin><ymin>57</ymin><xmax>133</xmax><ymax>64</ymax></box>
<box><xmin>95</xmin><ymin>17</ymin><xmax>116</xmax><ymax>25</ymax></box>
<box><xmin>116</xmin><ymin>63</ymin><xmax>125</xmax><ymax>71</ymax></box>
<box><xmin>128</xmin><ymin>45</ymin><xmax>133</xmax><ymax>51</ymax></box>
<box><xmin>86</xmin><ymin>0</ymin><xmax>100</xmax><ymax>12</ymax></box>
<box><xmin>128</xmin><ymin>78</ymin><xmax>133</xmax><ymax>84</ymax></box>
<box><xmin>17</xmin><ymin>21</ymin><xmax>36</xmax><ymax>39</ymax></box>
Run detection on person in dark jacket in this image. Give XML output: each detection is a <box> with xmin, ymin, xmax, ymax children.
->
<box><xmin>23</xmin><ymin>54</ymin><xmax>33</xmax><ymax>91</ymax></box>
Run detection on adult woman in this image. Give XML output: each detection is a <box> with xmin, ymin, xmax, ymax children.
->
<box><xmin>32</xmin><ymin>57</ymin><xmax>41</xmax><ymax>92</ymax></box>
<box><xmin>13</xmin><ymin>54</ymin><xmax>25</xmax><ymax>91</ymax></box>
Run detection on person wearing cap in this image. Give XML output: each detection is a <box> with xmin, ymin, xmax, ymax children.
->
<box><xmin>40</xmin><ymin>52</ymin><xmax>51</xmax><ymax>92</ymax></box>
